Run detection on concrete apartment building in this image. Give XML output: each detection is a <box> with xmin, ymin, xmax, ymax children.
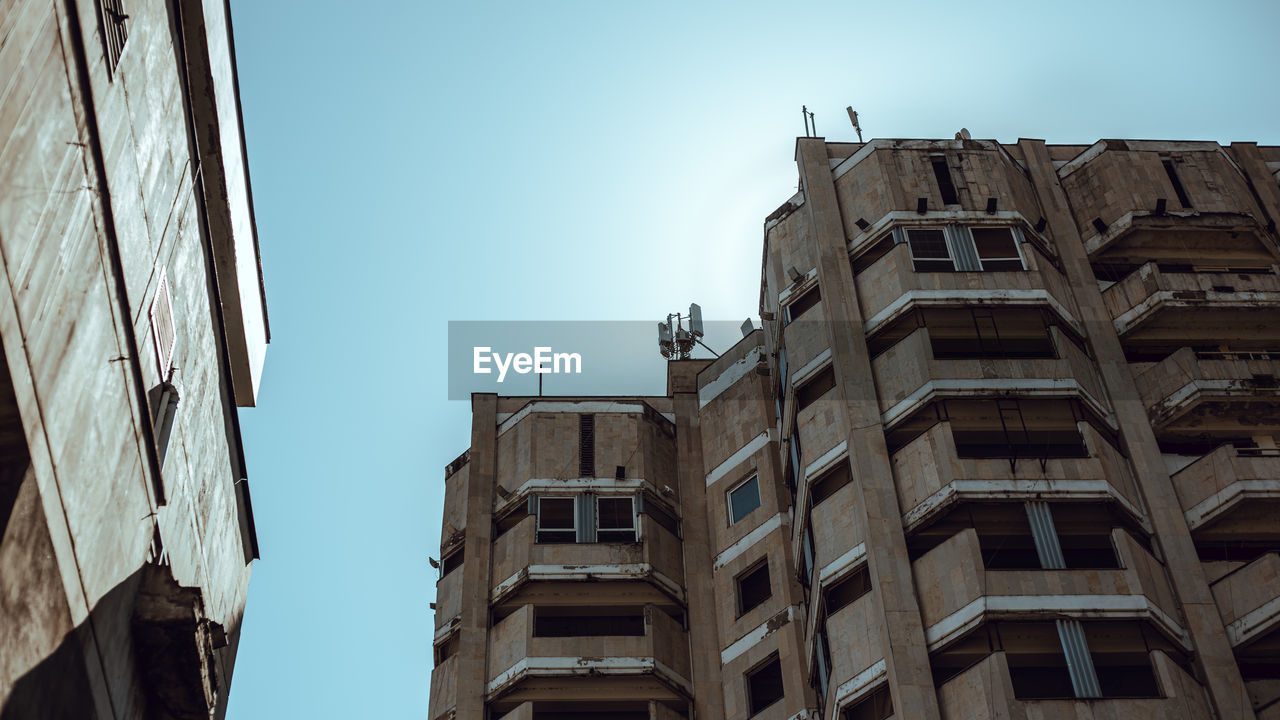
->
<box><xmin>430</xmin><ymin>135</ymin><xmax>1280</xmax><ymax>720</ymax></box>
<box><xmin>0</xmin><ymin>1</ymin><xmax>267</xmax><ymax>718</ymax></box>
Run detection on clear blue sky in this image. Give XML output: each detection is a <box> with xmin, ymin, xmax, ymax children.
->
<box><xmin>225</xmin><ymin>1</ymin><xmax>1279</xmax><ymax>717</ymax></box>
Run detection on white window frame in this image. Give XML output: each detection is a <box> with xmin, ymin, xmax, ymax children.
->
<box><xmin>902</xmin><ymin>226</ymin><xmax>954</xmax><ymax>270</ymax></box>
<box><xmin>727</xmin><ymin>474</ymin><xmax>762</xmax><ymax>525</ymax></box>
<box><xmin>595</xmin><ymin>495</ymin><xmax>638</xmax><ymax>542</ymax></box>
<box><xmin>970</xmin><ymin>225</ymin><xmax>1027</xmax><ymax>271</ymax></box>
<box><xmin>535</xmin><ymin>496</ymin><xmax>577</xmax><ymax>542</ymax></box>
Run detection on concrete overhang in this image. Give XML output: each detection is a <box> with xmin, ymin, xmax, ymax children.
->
<box><xmin>1084</xmin><ymin>211</ymin><xmax>1275</xmax><ymax>264</ymax></box>
<box><xmin>178</xmin><ymin>0</ymin><xmax>269</xmax><ymax>407</ymax></box>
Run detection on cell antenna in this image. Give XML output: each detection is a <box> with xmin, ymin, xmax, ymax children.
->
<box><xmin>657</xmin><ymin>303</ymin><xmax>719</xmax><ymax>359</ymax></box>
<box><xmin>847</xmin><ymin>107</ymin><xmax>863</xmax><ymax>142</ymax></box>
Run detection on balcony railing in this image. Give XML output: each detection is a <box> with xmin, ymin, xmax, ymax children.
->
<box><xmin>911</xmin><ymin>527</ymin><xmax>1182</xmax><ymax>649</ymax></box>
<box><xmin>490</xmin><ymin>514</ymin><xmax>685</xmax><ymax>602</ymax></box>
<box><xmin>935</xmin><ymin>649</ymin><xmax>1213</xmax><ymax>719</ymax></box>
<box><xmin>1102</xmin><ymin>261</ymin><xmax>1280</xmax><ymax>339</ymax></box>
<box><xmin>486</xmin><ymin>604</ymin><xmax>691</xmax><ymax>700</ymax></box>
<box><xmin>1132</xmin><ymin>347</ymin><xmax>1280</xmax><ymax>430</ymax></box>
<box><xmin>890</xmin><ymin>421</ymin><xmax>1142</xmax><ymax>531</ymax></box>
<box><xmin>1210</xmin><ymin>552</ymin><xmax>1280</xmax><ymax>647</ymax></box>
<box><xmin>870</xmin><ymin>325</ymin><xmax>1108</xmax><ymax>429</ymax></box>
<box><xmin>854</xmin><ymin>243</ymin><xmax>1079</xmax><ymax>338</ymax></box>
<box><xmin>1170</xmin><ymin>444</ymin><xmax>1280</xmax><ymax>535</ymax></box>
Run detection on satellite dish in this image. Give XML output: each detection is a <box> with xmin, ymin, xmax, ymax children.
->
<box><xmin>740</xmin><ymin>319</ymin><xmax>755</xmax><ymax>337</ymax></box>
<box><xmin>957</xmin><ymin>128</ymin><xmax>972</xmax><ymax>140</ymax></box>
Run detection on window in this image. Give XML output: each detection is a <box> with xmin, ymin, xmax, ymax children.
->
<box><xmin>951</xmin><ymin>399</ymin><xmax>1088</xmax><ymax>462</ymax></box>
<box><xmin>728</xmin><ymin>475</ymin><xmax>762</xmax><ymax>524</ymax></box>
<box><xmin>902</xmin><ymin>224</ymin><xmax>1026</xmax><ymax>273</ymax></box>
<box><xmin>907</xmin><ymin>228</ymin><xmax>954</xmax><ymax>272</ymax></box>
<box><xmin>440</xmin><ymin>548</ymin><xmax>463</xmax><ymax>577</ymax></box>
<box><xmin>535</xmin><ymin>497</ymin><xmax>576</xmax><ymax>543</ymax></box>
<box><xmin>784</xmin><ymin>286</ymin><xmax>821</xmax><ymax>325</ymax></box>
<box><xmin>736</xmin><ymin>560</ymin><xmax>772</xmax><ymax>616</ymax></box>
<box><xmin>971</xmin><ymin>227</ymin><xmax>1024</xmax><ymax>271</ymax></box>
<box><xmin>843</xmin><ymin>685</ymin><xmax>893</xmax><ymax>720</ymax></box>
<box><xmin>579</xmin><ymin>415</ymin><xmax>595</xmax><ymax>477</ymax></box>
<box><xmin>1002</xmin><ymin>620</ymin><xmax>1161</xmax><ymax>700</ymax></box>
<box><xmin>809</xmin><ymin>461</ymin><xmax>851</xmax><ymax>505</ymax></box>
<box><xmin>978</xmin><ymin>502</ymin><xmax>1119</xmax><ymax>570</ymax></box>
<box><xmin>800</xmin><ymin>525</ymin><xmax>816</xmax><ymax>588</ymax></box>
<box><xmin>97</xmin><ymin>0</ymin><xmax>129</xmax><ymax>77</ymax></box>
<box><xmin>824</xmin><ymin>567</ymin><xmax>871</xmax><ymax>615</ymax></box>
<box><xmin>927</xmin><ymin>307</ymin><xmax>1056</xmax><ymax>359</ymax></box>
<box><xmin>534</xmin><ymin>606</ymin><xmax>645</xmax><ymax>637</ymax></box>
<box><xmin>812</xmin><ymin>626</ymin><xmax>832</xmax><ymax>701</ymax></box>
<box><xmin>596</xmin><ymin>496</ymin><xmax>637</xmax><ymax>542</ymax></box>
<box><xmin>796</xmin><ymin>366</ymin><xmax>836</xmax><ymax>413</ymax></box>
<box><xmin>433</xmin><ymin>633</ymin><xmax>459</xmax><ymax>666</ymax></box>
<box><xmin>746</xmin><ymin>654</ymin><xmax>785</xmax><ymax>715</ymax></box>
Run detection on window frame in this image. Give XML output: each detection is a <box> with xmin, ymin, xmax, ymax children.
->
<box><xmin>535</xmin><ymin>496</ymin><xmax>577</xmax><ymax>544</ymax></box>
<box><xmin>745</xmin><ymin>653</ymin><xmax>785</xmax><ymax>716</ymax></box>
<box><xmin>970</xmin><ymin>226</ymin><xmax>1026</xmax><ymax>271</ymax></box>
<box><xmin>727</xmin><ymin>474</ymin><xmax>763</xmax><ymax>525</ymax></box>
<box><xmin>905</xmin><ymin>227</ymin><xmax>955</xmax><ymax>272</ymax></box>
<box><xmin>735</xmin><ymin>558</ymin><xmax>773</xmax><ymax>617</ymax></box>
<box><xmin>783</xmin><ymin>284</ymin><xmax>821</xmax><ymax>325</ymax></box>
<box><xmin>595</xmin><ymin>495</ymin><xmax>638</xmax><ymax>543</ymax></box>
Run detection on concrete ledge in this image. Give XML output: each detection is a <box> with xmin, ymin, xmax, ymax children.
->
<box><xmin>490</xmin><ymin>564</ymin><xmax>686</xmax><ymax>605</ymax></box>
<box><xmin>881</xmin><ymin>378</ymin><xmax>1115</xmax><ymax>432</ymax></box>
<box><xmin>830</xmin><ymin>659</ymin><xmax>887</xmax><ymax>718</ymax></box>
<box><xmin>485</xmin><ymin>656</ymin><xmax>693</xmax><ymax>699</ymax></box>
<box><xmin>705</xmin><ymin>430</ymin><xmax>776</xmax><ymax>487</ymax></box>
<box><xmin>698</xmin><ymin>346</ymin><xmax>762</xmax><ymax>408</ymax></box>
<box><xmin>720</xmin><ymin>604</ymin><xmax>801</xmax><ymax>665</ymax></box>
<box><xmin>714</xmin><ymin>513</ymin><xmax>785</xmax><ymax>571</ymax></box>
<box><xmin>1226</xmin><ymin>595</ymin><xmax>1280</xmax><ymax>647</ymax></box>
<box><xmin>924</xmin><ymin>595</ymin><xmax>1191</xmax><ymax>653</ymax></box>
<box><xmin>903</xmin><ymin>479</ymin><xmax>1151</xmax><ymax>535</ymax></box>
<box><xmin>1184</xmin><ymin>479</ymin><xmax>1280</xmax><ymax>531</ymax></box>
<box><xmin>864</xmin><ymin>289</ymin><xmax>1084</xmax><ymax>340</ymax></box>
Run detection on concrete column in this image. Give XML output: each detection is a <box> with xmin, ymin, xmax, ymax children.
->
<box><xmin>1226</xmin><ymin>143</ymin><xmax>1280</xmax><ymax>237</ymax></box>
<box><xmin>669</xmin><ymin>362</ymin><xmax>726</xmax><ymax>719</ymax></box>
<box><xmin>795</xmin><ymin>138</ymin><xmax>942</xmax><ymax>720</ymax></box>
<box><xmin>456</xmin><ymin>393</ymin><xmax>498</xmax><ymax>718</ymax></box>
<box><xmin>1018</xmin><ymin>139</ymin><xmax>1255</xmax><ymax>719</ymax></box>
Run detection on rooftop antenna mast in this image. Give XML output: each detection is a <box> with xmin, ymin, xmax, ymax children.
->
<box><xmin>657</xmin><ymin>303</ymin><xmax>719</xmax><ymax>360</ymax></box>
<box><xmin>847</xmin><ymin>107</ymin><xmax>863</xmax><ymax>142</ymax></box>
<box><xmin>802</xmin><ymin>106</ymin><xmax>816</xmax><ymax>138</ymax></box>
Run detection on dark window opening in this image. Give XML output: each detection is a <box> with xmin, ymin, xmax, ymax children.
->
<box><xmin>1059</xmin><ymin>533</ymin><xmax>1120</xmax><ymax>569</ymax></box>
<box><xmin>1003</xmin><ymin>622</ymin><xmax>1078</xmax><ymax>700</ymax></box>
<box><xmin>927</xmin><ymin>308</ymin><xmax>1056</xmax><ymax>360</ymax></box>
<box><xmin>729</xmin><ymin>475</ymin><xmax>762</xmax><ymax>524</ymax></box>
<box><xmin>736</xmin><ymin>560</ymin><xmax>772</xmax><ymax>616</ymax></box>
<box><xmin>433</xmin><ymin>634</ymin><xmax>459</xmax><ymax>666</ymax></box>
<box><xmin>810</xmin><ymin>461</ymin><xmax>852</xmax><ymax>506</ymax></box>
<box><xmin>785</xmin><ymin>286</ymin><xmax>821</xmax><ymax>325</ymax></box>
<box><xmin>747</xmin><ymin>655</ymin><xmax>785</xmax><ymax>715</ymax></box>
<box><xmin>971</xmin><ymin>227</ymin><xmax>1024</xmax><ymax>271</ymax></box>
<box><xmin>578</xmin><ymin>415</ymin><xmax>595</xmax><ymax>477</ymax></box>
<box><xmin>643</xmin><ymin>495</ymin><xmax>681</xmax><ymax>538</ymax></box>
<box><xmin>952</xmin><ymin>399</ymin><xmax>1088</xmax><ymax>461</ymax></box>
<box><xmin>97</xmin><ymin>0</ymin><xmax>129</xmax><ymax>77</ymax></box>
<box><xmin>532</xmin><ymin>703</ymin><xmax>649</xmax><ymax>720</ymax></box>
<box><xmin>931</xmin><ymin>157</ymin><xmax>959</xmax><ymax>205</ymax></box>
<box><xmin>596</xmin><ymin>496</ymin><xmax>637</xmax><ymax>542</ymax></box>
<box><xmin>852</xmin><ymin>234</ymin><xmax>896</xmax><ymax>275</ymax></box>
<box><xmin>908</xmin><ymin>228</ymin><xmax>954</xmax><ymax>272</ymax></box>
<box><xmin>1162</xmin><ymin>158</ymin><xmax>1193</xmax><ymax>209</ymax></box>
<box><xmin>980</xmin><ymin>530</ymin><xmax>1042</xmax><ymax>570</ymax></box>
<box><xmin>812</xmin><ymin>626</ymin><xmax>832</xmax><ymax>700</ymax></box>
<box><xmin>533</xmin><ymin>606</ymin><xmax>645</xmax><ymax>637</ymax></box>
<box><xmin>796</xmin><ymin>366</ymin><xmax>836</xmax><ymax>413</ymax></box>
<box><xmin>843</xmin><ymin>685</ymin><xmax>893</xmax><ymax>720</ymax></box>
<box><xmin>824</xmin><ymin>567</ymin><xmax>871</xmax><ymax>615</ymax></box>
<box><xmin>799</xmin><ymin>525</ymin><xmax>816</xmax><ymax>588</ymax></box>
<box><xmin>535</xmin><ymin>497</ymin><xmax>576</xmax><ymax>544</ymax></box>
<box><xmin>441</xmin><ymin>548</ymin><xmax>464</xmax><ymax>577</ymax></box>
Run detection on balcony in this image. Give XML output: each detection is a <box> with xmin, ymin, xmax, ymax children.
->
<box><xmin>1211</xmin><ymin>553</ymin><xmax>1280</xmax><ymax>647</ymax></box>
<box><xmin>821</xmin><ymin>593</ymin><xmax>885</xmax><ymax>714</ymax></box>
<box><xmin>434</xmin><ymin>565</ymin><xmax>464</xmax><ymax>633</ymax></box>
<box><xmin>1132</xmin><ymin>347</ymin><xmax>1280</xmax><ymax>436</ymax></box>
<box><xmin>485</xmin><ymin>604</ymin><xmax>692</xmax><ymax>703</ymax></box>
<box><xmin>428</xmin><ymin>654</ymin><xmax>457</xmax><ymax>719</ymax></box>
<box><xmin>870</xmin><ymin>325</ymin><xmax>1108</xmax><ymax>430</ymax></box>
<box><xmin>935</xmin><ymin>648</ymin><xmax>1213</xmax><ymax>720</ymax></box>
<box><xmin>1102</xmin><ymin>262</ymin><xmax>1280</xmax><ymax>347</ymax></box>
<box><xmin>490</xmin><ymin>514</ymin><xmax>686</xmax><ymax>605</ymax></box>
<box><xmin>891</xmin><ymin>421</ymin><xmax>1142</xmax><ymax>532</ymax></box>
<box><xmin>1170</xmin><ymin>444</ymin><xmax>1280</xmax><ymax>539</ymax></box>
<box><xmin>854</xmin><ymin>242</ymin><xmax>1079</xmax><ymax>339</ymax></box>
<box><xmin>911</xmin><ymin>527</ymin><xmax>1183</xmax><ymax>651</ymax></box>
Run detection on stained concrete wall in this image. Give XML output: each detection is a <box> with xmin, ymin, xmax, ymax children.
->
<box><xmin>0</xmin><ymin>1</ymin><xmax>265</xmax><ymax>718</ymax></box>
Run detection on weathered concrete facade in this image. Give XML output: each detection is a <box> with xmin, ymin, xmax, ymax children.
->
<box><xmin>0</xmin><ymin>1</ymin><xmax>267</xmax><ymax>718</ymax></box>
<box><xmin>430</xmin><ymin>136</ymin><xmax>1280</xmax><ymax>719</ymax></box>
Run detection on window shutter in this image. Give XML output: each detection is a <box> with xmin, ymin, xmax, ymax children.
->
<box><xmin>947</xmin><ymin>225</ymin><xmax>982</xmax><ymax>271</ymax></box>
<box><xmin>633</xmin><ymin>493</ymin><xmax>644</xmax><ymax>541</ymax></box>
<box><xmin>149</xmin><ymin>269</ymin><xmax>176</xmax><ymax>377</ymax></box>
<box><xmin>1025</xmin><ymin>501</ymin><xmax>1066</xmax><ymax>569</ymax></box>
<box><xmin>576</xmin><ymin>493</ymin><xmax>596</xmax><ymax>543</ymax></box>
<box><xmin>1056</xmin><ymin>619</ymin><xmax>1102</xmax><ymax>698</ymax></box>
